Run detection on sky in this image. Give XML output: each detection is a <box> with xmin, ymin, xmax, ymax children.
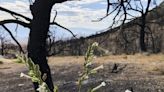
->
<box><xmin>0</xmin><ymin>0</ymin><xmax>163</xmax><ymax>44</ymax></box>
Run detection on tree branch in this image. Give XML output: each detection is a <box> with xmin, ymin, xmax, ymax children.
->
<box><xmin>50</xmin><ymin>22</ymin><xmax>76</xmax><ymax>38</ymax></box>
<box><xmin>0</xmin><ymin>7</ymin><xmax>31</xmax><ymax>22</ymax></box>
<box><xmin>0</xmin><ymin>19</ymin><xmax>30</xmax><ymax>28</ymax></box>
<box><xmin>1</xmin><ymin>25</ymin><xmax>24</xmax><ymax>53</ymax></box>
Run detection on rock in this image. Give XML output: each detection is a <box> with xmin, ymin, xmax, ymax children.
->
<box><xmin>125</xmin><ymin>89</ymin><xmax>132</xmax><ymax>92</ymax></box>
<box><xmin>125</xmin><ymin>87</ymin><xmax>133</xmax><ymax>92</ymax></box>
<box><xmin>18</xmin><ymin>84</ymin><xmax>24</xmax><ymax>87</ymax></box>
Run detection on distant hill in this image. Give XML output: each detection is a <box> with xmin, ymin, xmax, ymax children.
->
<box><xmin>50</xmin><ymin>2</ymin><xmax>164</xmax><ymax>56</ymax></box>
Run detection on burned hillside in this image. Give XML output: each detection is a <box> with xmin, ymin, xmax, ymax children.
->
<box><xmin>49</xmin><ymin>2</ymin><xmax>164</xmax><ymax>56</ymax></box>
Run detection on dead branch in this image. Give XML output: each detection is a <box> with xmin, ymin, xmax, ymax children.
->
<box><xmin>0</xmin><ymin>19</ymin><xmax>30</xmax><ymax>28</ymax></box>
<box><xmin>2</xmin><ymin>25</ymin><xmax>24</xmax><ymax>53</ymax></box>
<box><xmin>0</xmin><ymin>7</ymin><xmax>31</xmax><ymax>22</ymax></box>
<box><xmin>50</xmin><ymin>22</ymin><xmax>77</xmax><ymax>38</ymax></box>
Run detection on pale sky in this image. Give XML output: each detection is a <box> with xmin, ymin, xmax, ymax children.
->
<box><xmin>0</xmin><ymin>0</ymin><xmax>163</xmax><ymax>44</ymax></box>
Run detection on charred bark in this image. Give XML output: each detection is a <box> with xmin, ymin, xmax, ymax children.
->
<box><xmin>140</xmin><ymin>15</ymin><xmax>147</xmax><ymax>52</ymax></box>
<box><xmin>27</xmin><ymin>0</ymin><xmax>54</xmax><ymax>91</ymax></box>
<box><xmin>1</xmin><ymin>39</ymin><xmax>4</xmax><ymax>55</ymax></box>
<box><xmin>139</xmin><ymin>0</ymin><xmax>151</xmax><ymax>52</ymax></box>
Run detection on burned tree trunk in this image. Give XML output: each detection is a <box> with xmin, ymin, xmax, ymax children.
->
<box><xmin>27</xmin><ymin>0</ymin><xmax>54</xmax><ymax>91</ymax></box>
<box><xmin>139</xmin><ymin>0</ymin><xmax>151</xmax><ymax>52</ymax></box>
<box><xmin>1</xmin><ymin>39</ymin><xmax>4</xmax><ymax>55</ymax></box>
<box><xmin>140</xmin><ymin>15</ymin><xmax>147</xmax><ymax>52</ymax></box>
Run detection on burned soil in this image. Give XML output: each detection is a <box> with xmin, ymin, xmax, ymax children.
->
<box><xmin>0</xmin><ymin>54</ymin><xmax>164</xmax><ymax>92</ymax></box>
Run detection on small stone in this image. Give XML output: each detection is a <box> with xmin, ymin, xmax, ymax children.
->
<box><xmin>125</xmin><ymin>89</ymin><xmax>132</xmax><ymax>92</ymax></box>
<box><xmin>158</xmin><ymin>89</ymin><xmax>162</xmax><ymax>92</ymax></box>
<box><xmin>18</xmin><ymin>84</ymin><xmax>24</xmax><ymax>86</ymax></box>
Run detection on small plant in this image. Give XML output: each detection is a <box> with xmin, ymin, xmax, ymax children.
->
<box><xmin>78</xmin><ymin>42</ymin><xmax>106</xmax><ymax>92</ymax></box>
<box><xmin>19</xmin><ymin>55</ymin><xmax>52</xmax><ymax>92</ymax></box>
<box><xmin>15</xmin><ymin>54</ymin><xmax>26</xmax><ymax>63</ymax></box>
<box><xmin>20</xmin><ymin>42</ymin><xmax>106</xmax><ymax>92</ymax></box>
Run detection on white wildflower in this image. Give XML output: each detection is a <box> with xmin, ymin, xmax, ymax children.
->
<box><xmin>37</xmin><ymin>82</ymin><xmax>47</xmax><ymax>92</ymax></box>
<box><xmin>84</xmin><ymin>75</ymin><xmax>89</xmax><ymax>79</ymax></box>
<box><xmin>101</xmin><ymin>82</ymin><xmax>106</xmax><ymax>86</ymax></box>
<box><xmin>93</xmin><ymin>65</ymin><xmax>104</xmax><ymax>71</ymax></box>
<box><xmin>20</xmin><ymin>72</ymin><xmax>31</xmax><ymax>79</ymax></box>
<box><xmin>85</xmin><ymin>62</ymin><xmax>92</xmax><ymax>67</ymax></box>
<box><xmin>91</xmin><ymin>82</ymin><xmax>106</xmax><ymax>92</ymax></box>
<box><xmin>92</xmin><ymin>42</ymin><xmax>99</xmax><ymax>47</ymax></box>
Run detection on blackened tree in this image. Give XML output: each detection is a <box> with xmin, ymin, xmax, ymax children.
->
<box><xmin>128</xmin><ymin>0</ymin><xmax>153</xmax><ymax>52</ymax></box>
<box><xmin>101</xmin><ymin>0</ymin><xmax>156</xmax><ymax>52</ymax></box>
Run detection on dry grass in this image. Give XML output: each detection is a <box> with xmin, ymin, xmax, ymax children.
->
<box><xmin>48</xmin><ymin>54</ymin><xmax>164</xmax><ymax>75</ymax></box>
<box><xmin>0</xmin><ymin>53</ymin><xmax>163</xmax><ymax>74</ymax></box>
<box><xmin>0</xmin><ymin>58</ymin><xmax>26</xmax><ymax>73</ymax></box>
<box><xmin>0</xmin><ymin>58</ymin><xmax>14</xmax><ymax>63</ymax></box>
<box><xmin>48</xmin><ymin>56</ymin><xmax>85</xmax><ymax>66</ymax></box>
<box><xmin>48</xmin><ymin>53</ymin><xmax>164</xmax><ymax>65</ymax></box>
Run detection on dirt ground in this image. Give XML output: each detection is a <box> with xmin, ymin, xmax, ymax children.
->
<box><xmin>0</xmin><ymin>54</ymin><xmax>164</xmax><ymax>92</ymax></box>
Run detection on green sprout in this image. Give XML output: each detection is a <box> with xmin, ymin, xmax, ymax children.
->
<box><xmin>78</xmin><ymin>42</ymin><xmax>106</xmax><ymax>92</ymax></box>
<box><xmin>19</xmin><ymin>55</ymin><xmax>51</xmax><ymax>92</ymax></box>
